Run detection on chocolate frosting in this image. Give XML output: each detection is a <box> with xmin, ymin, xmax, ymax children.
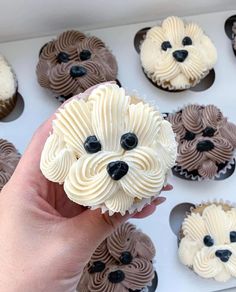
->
<box><xmin>0</xmin><ymin>139</ymin><xmax>20</xmax><ymax>191</ymax></box>
<box><xmin>77</xmin><ymin>222</ymin><xmax>155</xmax><ymax>291</ymax></box>
<box><xmin>167</xmin><ymin>104</ymin><xmax>236</xmax><ymax>178</ymax></box>
<box><xmin>36</xmin><ymin>30</ymin><xmax>118</xmax><ymax>96</ymax></box>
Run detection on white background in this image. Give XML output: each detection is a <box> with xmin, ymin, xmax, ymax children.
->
<box><xmin>1</xmin><ymin>5</ymin><xmax>236</xmax><ymax>292</ymax></box>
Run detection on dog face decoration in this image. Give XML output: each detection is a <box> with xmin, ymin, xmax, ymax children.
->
<box><xmin>40</xmin><ymin>84</ymin><xmax>177</xmax><ymax>215</ymax></box>
<box><xmin>140</xmin><ymin>16</ymin><xmax>217</xmax><ymax>90</ymax></box>
<box><xmin>36</xmin><ymin>30</ymin><xmax>118</xmax><ymax>99</ymax></box>
<box><xmin>167</xmin><ymin>104</ymin><xmax>236</xmax><ymax>179</ymax></box>
<box><xmin>179</xmin><ymin>204</ymin><xmax>236</xmax><ymax>282</ymax></box>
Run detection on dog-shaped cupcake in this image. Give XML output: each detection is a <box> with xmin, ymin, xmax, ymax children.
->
<box><xmin>167</xmin><ymin>104</ymin><xmax>236</xmax><ymax>179</ymax></box>
<box><xmin>140</xmin><ymin>16</ymin><xmax>217</xmax><ymax>90</ymax></box>
<box><xmin>179</xmin><ymin>204</ymin><xmax>236</xmax><ymax>282</ymax></box>
<box><xmin>40</xmin><ymin>83</ymin><xmax>177</xmax><ymax>215</ymax></box>
<box><xmin>36</xmin><ymin>30</ymin><xmax>118</xmax><ymax>100</ymax></box>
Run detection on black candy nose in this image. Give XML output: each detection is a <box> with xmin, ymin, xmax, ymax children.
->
<box><xmin>196</xmin><ymin>140</ymin><xmax>215</xmax><ymax>152</ymax></box>
<box><xmin>70</xmin><ymin>65</ymin><xmax>87</xmax><ymax>78</ymax></box>
<box><xmin>172</xmin><ymin>50</ymin><xmax>188</xmax><ymax>62</ymax></box>
<box><xmin>215</xmin><ymin>249</ymin><xmax>232</xmax><ymax>263</ymax></box>
<box><xmin>107</xmin><ymin>161</ymin><xmax>129</xmax><ymax>181</ymax></box>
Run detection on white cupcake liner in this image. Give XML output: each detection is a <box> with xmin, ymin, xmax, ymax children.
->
<box><xmin>173</xmin><ymin>155</ymin><xmax>235</xmax><ymax>182</ymax></box>
<box><xmin>143</xmin><ymin>68</ymin><xmax>209</xmax><ymax>92</ymax></box>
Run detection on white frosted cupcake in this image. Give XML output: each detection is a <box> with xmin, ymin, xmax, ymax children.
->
<box><xmin>140</xmin><ymin>16</ymin><xmax>217</xmax><ymax>91</ymax></box>
<box><xmin>179</xmin><ymin>202</ymin><xmax>236</xmax><ymax>282</ymax></box>
<box><xmin>40</xmin><ymin>83</ymin><xmax>177</xmax><ymax>215</ymax></box>
<box><xmin>0</xmin><ymin>55</ymin><xmax>17</xmax><ymax>119</ymax></box>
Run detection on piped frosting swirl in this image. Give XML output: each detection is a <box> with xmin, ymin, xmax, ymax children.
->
<box><xmin>40</xmin><ymin>83</ymin><xmax>177</xmax><ymax>214</ymax></box>
<box><xmin>0</xmin><ymin>139</ymin><xmax>20</xmax><ymax>191</ymax></box>
<box><xmin>36</xmin><ymin>30</ymin><xmax>118</xmax><ymax>97</ymax></box>
<box><xmin>78</xmin><ymin>222</ymin><xmax>156</xmax><ymax>291</ymax></box>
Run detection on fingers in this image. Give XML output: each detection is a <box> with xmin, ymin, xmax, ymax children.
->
<box><xmin>162</xmin><ymin>184</ymin><xmax>173</xmax><ymax>191</ymax></box>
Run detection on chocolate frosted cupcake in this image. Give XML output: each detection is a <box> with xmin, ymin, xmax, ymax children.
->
<box><xmin>36</xmin><ymin>30</ymin><xmax>118</xmax><ymax>101</ymax></box>
<box><xmin>140</xmin><ymin>16</ymin><xmax>217</xmax><ymax>91</ymax></box>
<box><xmin>178</xmin><ymin>202</ymin><xmax>236</xmax><ymax>282</ymax></box>
<box><xmin>167</xmin><ymin>104</ymin><xmax>236</xmax><ymax>180</ymax></box>
<box><xmin>0</xmin><ymin>55</ymin><xmax>17</xmax><ymax>119</ymax></box>
<box><xmin>0</xmin><ymin>139</ymin><xmax>20</xmax><ymax>191</ymax></box>
<box><xmin>78</xmin><ymin>222</ymin><xmax>156</xmax><ymax>291</ymax></box>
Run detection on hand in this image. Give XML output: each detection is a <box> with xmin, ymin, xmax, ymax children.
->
<box><xmin>0</xmin><ymin>106</ymin><xmax>172</xmax><ymax>292</ymax></box>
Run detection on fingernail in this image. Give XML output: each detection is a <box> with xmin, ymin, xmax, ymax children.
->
<box><xmin>153</xmin><ymin>196</ymin><xmax>166</xmax><ymax>205</ymax></box>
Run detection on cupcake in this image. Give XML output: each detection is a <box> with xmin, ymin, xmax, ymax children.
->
<box><xmin>36</xmin><ymin>30</ymin><xmax>118</xmax><ymax>101</ymax></box>
<box><xmin>140</xmin><ymin>16</ymin><xmax>217</xmax><ymax>91</ymax></box>
<box><xmin>77</xmin><ymin>222</ymin><xmax>157</xmax><ymax>291</ymax></box>
<box><xmin>40</xmin><ymin>83</ymin><xmax>177</xmax><ymax>215</ymax></box>
<box><xmin>167</xmin><ymin>104</ymin><xmax>236</xmax><ymax>180</ymax></box>
<box><xmin>0</xmin><ymin>139</ymin><xmax>21</xmax><ymax>191</ymax></box>
<box><xmin>178</xmin><ymin>202</ymin><xmax>236</xmax><ymax>282</ymax></box>
<box><xmin>0</xmin><ymin>55</ymin><xmax>17</xmax><ymax>119</ymax></box>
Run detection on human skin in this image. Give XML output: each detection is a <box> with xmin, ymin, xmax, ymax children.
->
<box><xmin>0</xmin><ymin>96</ymin><xmax>172</xmax><ymax>292</ymax></box>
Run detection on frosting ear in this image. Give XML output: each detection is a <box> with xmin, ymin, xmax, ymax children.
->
<box><xmin>40</xmin><ymin>133</ymin><xmax>76</xmax><ymax>184</ymax></box>
<box><xmin>218</xmin><ymin>120</ymin><xmax>236</xmax><ymax>148</ymax></box>
<box><xmin>56</xmin><ymin>30</ymin><xmax>85</xmax><ymax>51</ymax></box>
<box><xmin>162</xmin><ymin>16</ymin><xmax>185</xmax><ymax>44</ymax></box>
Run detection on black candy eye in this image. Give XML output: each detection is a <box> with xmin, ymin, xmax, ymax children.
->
<box><xmin>120</xmin><ymin>251</ymin><xmax>133</xmax><ymax>265</ymax></box>
<box><xmin>161</xmin><ymin>41</ymin><xmax>172</xmax><ymax>51</ymax></box>
<box><xmin>184</xmin><ymin>131</ymin><xmax>196</xmax><ymax>141</ymax></box>
<box><xmin>202</xmin><ymin>127</ymin><xmax>216</xmax><ymax>137</ymax></box>
<box><xmin>182</xmin><ymin>36</ymin><xmax>192</xmax><ymax>46</ymax></box>
<box><xmin>120</xmin><ymin>133</ymin><xmax>138</xmax><ymax>150</ymax></box>
<box><xmin>89</xmin><ymin>261</ymin><xmax>105</xmax><ymax>273</ymax></box>
<box><xmin>70</xmin><ymin>66</ymin><xmax>87</xmax><ymax>78</ymax></box>
<box><xmin>57</xmin><ymin>52</ymin><xmax>70</xmax><ymax>63</ymax></box>
<box><xmin>108</xmin><ymin>270</ymin><xmax>125</xmax><ymax>283</ymax></box>
<box><xmin>203</xmin><ymin>235</ymin><xmax>214</xmax><ymax>247</ymax></box>
<box><xmin>230</xmin><ymin>231</ymin><xmax>236</xmax><ymax>242</ymax></box>
<box><xmin>84</xmin><ymin>135</ymin><xmax>101</xmax><ymax>153</ymax></box>
<box><xmin>80</xmin><ymin>49</ymin><xmax>92</xmax><ymax>61</ymax></box>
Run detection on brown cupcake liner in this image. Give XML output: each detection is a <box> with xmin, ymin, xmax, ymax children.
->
<box><xmin>0</xmin><ymin>91</ymin><xmax>17</xmax><ymax>119</ymax></box>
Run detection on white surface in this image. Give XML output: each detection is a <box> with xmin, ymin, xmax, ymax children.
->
<box><xmin>1</xmin><ymin>9</ymin><xmax>236</xmax><ymax>292</ymax></box>
<box><xmin>0</xmin><ymin>0</ymin><xmax>236</xmax><ymax>42</ymax></box>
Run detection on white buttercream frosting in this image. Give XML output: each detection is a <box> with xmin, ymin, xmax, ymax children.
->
<box><xmin>40</xmin><ymin>83</ymin><xmax>177</xmax><ymax>215</ymax></box>
<box><xmin>0</xmin><ymin>55</ymin><xmax>16</xmax><ymax>100</ymax></box>
<box><xmin>179</xmin><ymin>204</ymin><xmax>236</xmax><ymax>282</ymax></box>
<box><xmin>140</xmin><ymin>16</ymin><xmax>217</xmax><ymax>90</ymax></box>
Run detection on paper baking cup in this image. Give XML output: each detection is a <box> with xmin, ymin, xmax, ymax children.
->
<box><xmin>90</xmin><ymin>175</ymin><xmax>169</xmax><ymax>216</ymax></box>
<box><xmin>0</xmin><ymin>92</ymin><xmax>17</xmax><ymax>119</ymax></box>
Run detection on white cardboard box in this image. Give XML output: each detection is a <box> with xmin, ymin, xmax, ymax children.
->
<box><xmin>1</xmin><ymin>7</ymin><xmax>236</xmax><ymax>292</ymax></box>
